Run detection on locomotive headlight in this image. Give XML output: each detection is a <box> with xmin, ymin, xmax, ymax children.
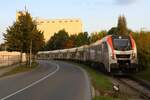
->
<box><xmin>131</xmin><ymin>52</ymin><xmax>136</xmax><ymax>59</ymax></box>
<box><xmin>111</xmin><ymin>53</ymin><xmax>115</xmax><ymax>59</ymax></box>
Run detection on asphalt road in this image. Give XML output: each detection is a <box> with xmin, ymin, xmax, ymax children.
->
<box><xmin>0</xmin><ymin>60</ymin><xmax>91</xmax><ymax>100</ymax></box>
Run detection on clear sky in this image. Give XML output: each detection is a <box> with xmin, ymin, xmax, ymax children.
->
<box><xmin>0</xmin><ymin>0</ymin><xmax>149</xmax><ymax>43</ymax></box>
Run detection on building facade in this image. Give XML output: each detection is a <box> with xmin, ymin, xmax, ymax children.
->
<box><xmin>36</xmin><ymin>18</ymin><xmax>83</xmax><ymax>41</ymax></box>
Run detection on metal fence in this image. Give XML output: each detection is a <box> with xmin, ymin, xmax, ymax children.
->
<box><xmin>0</xmin><ymin>51</ymin><xmax>26</xmax><ymax>67</ymax></box>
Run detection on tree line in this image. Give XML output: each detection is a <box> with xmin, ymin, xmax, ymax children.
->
<box><xmin>44</xmin><ymin>30</ymin><xmax>107</xmax><ymax>50</ymax></box>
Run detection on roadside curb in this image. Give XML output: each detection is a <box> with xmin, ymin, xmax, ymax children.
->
<box><xmin>73</xmin><ymin>64</ymin><xmax>92</xmax><ymax>100</ymax></box>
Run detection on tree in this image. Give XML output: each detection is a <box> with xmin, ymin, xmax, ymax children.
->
<box><xmin>4</xmin><ymin>22</ymin><xmax>22</xmax><ymax>51</ymax></box>
<box><xmin>45</xmin><ymin>31</ymin><xmax>90</xmax><ymax>50</ymax></box>
<box><xmin>89</xmin><ymin>30</ymin><xmax>107</xmax><ymax>43</ymax></box>
<box><xmin>99</xmin><ymin>30</ymin><xmax>107</xmax><ymax>37</ymax></box>
<box><xmin>0</xmin><ymin>43</ymin><xmax>6</xmax><ymax>51</ymax></box>
<box><xmin>90</xmin><ymin>32</ymin><xmax>101</xmax><ymax>43</ymax></box>
<box><xmin>64</xmin><ymin>34</ymin><xmax>78</xmax><ymax>48</ymax></box>
<box><xmin>32</xmin><ymin>30</ymin><xmax>45</xmax><ymax>54</ymax></box>
<box><xmin>4</xmin><ymin>11</ymin><xmax>45</xmax><ymax>64</ymax></box>
<box><xmin>117</xmin><ymin>15</ymin><xmax>128</xmax><ymax>35</ymax></box>
<box><xmin>76</xmin><ymin>32</ymin><xmax>89</xmax><ymax>47</ymax></box>
<box><xmin>64</xmin><ymin>39</ymin><xmax>75</xmax><ymax>48</ymax></box>
<box><xmin>45</xmin><ymin>29</ymin><xmax>69</xmax><ymax>50</ymax></box>
<box><xmin>108</xmin><ymin>16</ymin><xmax>131</xmax><ymax>35</ymax></box>
<box><xmin>107</xmin><ymin>27</ymin><xmax>118</xmax><ymax>35</ymax></box>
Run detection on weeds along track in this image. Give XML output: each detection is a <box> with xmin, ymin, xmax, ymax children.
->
<box><xmin>116</xmin><ymin>76</ymin><xmax>150</xmax><ymax>100</ymax></box>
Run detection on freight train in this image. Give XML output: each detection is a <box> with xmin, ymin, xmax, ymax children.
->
<box><xmin>37</xmin><ymin>35</ymin><xmax>138</xmax><ymax>73</ymax></box>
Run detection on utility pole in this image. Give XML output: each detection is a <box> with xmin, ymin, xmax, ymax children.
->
<box><xmin>30</xmin><ymin>40</ymin><xmax>32</xmax><ymax>67</ymax></box>
<box><xmin>29</xmin><ymin>25</ymin><xmax>35</xmax><ymax>67</ymax></box>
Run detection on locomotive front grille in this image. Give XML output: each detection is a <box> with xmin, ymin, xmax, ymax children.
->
<box><xmin>116</xmin><ymin>54</ymin><xmax>130</xmax><ymax>58</ymax></box>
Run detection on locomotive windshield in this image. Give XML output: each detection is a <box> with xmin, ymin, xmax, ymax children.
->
<box><xmin>113</xmin><ymin>38</ymin><xmax>131</xmax><ymax>50</ymax></box>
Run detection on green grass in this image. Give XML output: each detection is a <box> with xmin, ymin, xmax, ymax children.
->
<box><xmin>1</xmin><ymin>62</ymin><xmax>38</xmax><ymax>77</ymax></box>
<box><xmin>0</xmin><ymin>63</ymin><xmax>20</xmax><ymax>70</ymax></box>
<box><xmin>136</xmin><ymin>64</ymin><xmax>150</xmax><ymax>81</ymax></box>
<box><xmin>82</xmin><ymin>65</ymin><xmax>112</xmax><ymax>92</ymax></box>
<box><xmin>0</xmin><ymin>66</ymin><xmax>10</xmax><ymax>70</ymax></box>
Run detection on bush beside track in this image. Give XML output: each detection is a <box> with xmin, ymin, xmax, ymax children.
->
<box><xmin>133</xmin><ymin>33</ymin><xmax>150</xmax><ymax>82</ymax></box>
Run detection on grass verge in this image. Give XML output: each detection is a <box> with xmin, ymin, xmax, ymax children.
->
<box><xmin>0</xmin><ymin>63</ymin><xmax>20</xmax><ymax>70</ymax></box>
<box><xmin>0</xmin><ymin>66</ymin><xmax>10</xmax><ymax>70</ymax></box>
<box><xmin>71</xmin><ymin>62</ymin><xmax>118</xmax><ymax>100</ymax></box>
<box><xmin>1</xmin><ymin>62</ymin><xmax>38</xmax><ymax>77</ymax></box>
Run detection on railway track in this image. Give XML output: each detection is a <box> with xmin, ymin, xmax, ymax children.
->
<box><xmin>116</xmin><ymin>77</ymin><xmax>150</xmax><ymax>100</ymax></box>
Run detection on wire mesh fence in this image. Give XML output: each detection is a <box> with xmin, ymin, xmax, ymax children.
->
<box><xmin>0</xmin><ymin>51</ymin><xmax>26</xmax><ymax>67</ymax></box>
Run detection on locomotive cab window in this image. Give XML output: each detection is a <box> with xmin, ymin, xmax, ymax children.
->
<box><xmin>112</xmin><ymin>37</ymin><xmax>131</xmax><ymax>51</ymax></box>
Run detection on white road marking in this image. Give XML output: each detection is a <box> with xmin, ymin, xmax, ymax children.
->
<box><xmin>0</xmin><ymin>61</ymin><xmax>60</xmax><ymax>100</ymax></box>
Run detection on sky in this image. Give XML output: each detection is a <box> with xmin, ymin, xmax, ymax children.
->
<box><xmin>0</xmin><ymin>0</ymin><xmax>150</xmax><ymax>43</ymax></box>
